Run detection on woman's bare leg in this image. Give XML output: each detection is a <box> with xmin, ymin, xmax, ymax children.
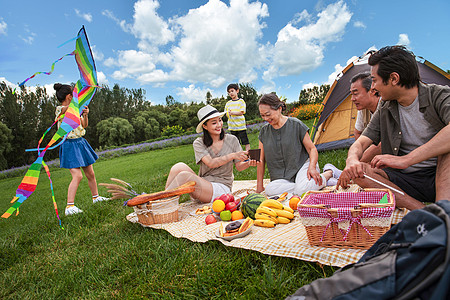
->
<box><xmin>165</xmin><ymin>163</ymin><xmax>214</xmax><ymax>203</ymax></box>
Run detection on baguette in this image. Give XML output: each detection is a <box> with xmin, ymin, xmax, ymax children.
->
<box><xmin>126</xmin><ymin>181</ymin><xmax>196</xmax><ymax>206</ymax></box>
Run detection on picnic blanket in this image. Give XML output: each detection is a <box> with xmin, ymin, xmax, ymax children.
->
<box><xmin>126</xmin><ymin>180</ymin><xmax>408</xmax><ymax>268</ymax></box>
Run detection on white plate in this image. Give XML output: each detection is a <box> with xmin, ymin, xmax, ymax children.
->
<box><xmin>215</xmin><ymin>224</ymin><xmax>252</xmax><ymax>241</ymax></box>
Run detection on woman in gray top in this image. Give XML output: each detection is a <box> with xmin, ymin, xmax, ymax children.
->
<box><xmin>165</xmin><ymin>105</ymin><xmax>255</xmax><ymax>203</ymax></box>
<box><xmin>256</xmin><ymin>94</ymin><xmax>335</xmax><ymax>197</ymax></box>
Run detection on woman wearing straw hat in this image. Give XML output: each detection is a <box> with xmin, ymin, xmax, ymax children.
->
<box><xmin>165</xmin><ymin>105</ymin><xmax>255</xmax><ymax>203</ymax></box>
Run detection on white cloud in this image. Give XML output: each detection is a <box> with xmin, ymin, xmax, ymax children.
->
<box><xmin>353</xmin><ymin>20</ymin><xmax>366</xmax><ymax>29</ymax></box>
<box><xmin>326</xmin><ymin>63</ymin><xmax>345</xmax><ymax>84</ymax></box>
<box><xmin>103</xmin><ymin>0</ymin><xmax>352</xmax><ymax>95</ymax></box>
<box><xmin>291</xmin><ymin>10</ymin><xmax>312</xmax><ymax>25</ymax></box>
<box><xmin>0</xmin><ymin>19</ymin><xmax>7</xmax><ymax>35</ymax></box>
<box><xmin>91</xmin><ymin>45</ymin><xmax>104</xmax><ymax>61</ymax></box>
<box><xmin>75</xmin><ymin>9</ymin><xmax>93</xmax><ymax>23</ymax></box>
<box><xmin>97</xmin><ymin>71</ymin><xmax>109</xmax><ymax>85</ymax></box>
<box><xmin>168</xmin><ymin>0</ymin><xmax>269</xmax><ymax>86</ymax></box>
<box><xmin>109</xmin><ymin>50</ymin><xmax>157</xmax><ymax>81</ymax></box>
<box><xmin>397</xmin><ymin>33</ymin><xmax>410</xmax><ymax>47</ymax></box>
<box><xmin>269</xmin><ymin>0</ymin><xmax>352</xmax><ymax>79</ymax></box>
<box><xmin>19</xmin><ymin>26</ymin><xmax>36</xmax><ymax>44</ymax></box>
<box><xmin>0</xmin><ymin>77</ymin><xmax>16</xmax><ymax>88</ymax></box>
<box><xmin>137</xmin><ymin>69</ymin><xmax>170</xmax><ymax>84</ymax></box>
<box><xmin>103</xmin><ymin>0</ymin><xmax>268</xmax><ymax>88</ymax></box>
<box><xmin>102</xmin><ymin>9</ymin><xmax>131</xmax><ymax>32</ymax></box>
<box><xmin>176</xmin><ymin>84</ymin><xmax>211</xmax><ymax>102</ymax></box>
<box><xmin>131</xmin><ymin>0</ymin><xmax>174</xmax><ymax>47</ymax></box>
<box><xmin>302</xmin><ymin>82</ymin><xmax>319</xmax><ymax>90</ymax></box>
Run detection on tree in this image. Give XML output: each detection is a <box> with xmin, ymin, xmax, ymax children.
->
<box><xmin>165</xmin><ymin>95</ymin><xmax>176</xmax><ymax>106</ymax></box>
<box><xmin>131</xmin><ymin>111</ymin><xmax>161</xmax><ymax>142</ymax></box>
<box><xmin>298</xmin><ymin>84</ymin><xmax>330</xmax><ymax>104</ymax></box>
<box><xmin>96</xmin><ymin>117</ymin><xmax>134</xmax><ymax>147</ymax></box>
<box><xmin>237</xmin><ymin>83</ymin><xmax>260</xmax><ymax>121</ymax></box>
<box><xmin>0</xmin><ymin>121</ymin><xmax>13</xmax><ymax>169</ymax></box>
<box><xmin>206</xmin><ymin>91</ymin><xmax>212</xmax><ymax>104</ymax></box>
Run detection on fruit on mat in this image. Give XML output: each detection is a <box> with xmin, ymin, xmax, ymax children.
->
<box><xmin>220</xmin><ymin>210</ymin><xmax>232</xmax><ymax>221</ymax></box>
<box><xmin>272</xmin><ymin>209</ymin><xmax>294</xmax><ymax>220</ymax></box>
<box><xmin>205</xmin><ymin>214</ymin><xmax>217</xmax><ymax>225</ymax></box>
<box><xmin>231</xmin><ymin>210</ymin><xmax>244</xmax><ymax>221</ymax></box>
<box><xmin>254</xmin><ymin>212</ymin><xmax>278</xmax><ymax>224</ymax></box>
<box><xmin>256</xmin><ymin>206</ymin><xmax>277</xmax><ymax>218</ymax></box>
<box><xmin>277</xmin><ymin>216</ymin><xmax>291</xmax><ymax>224</ymax></box>
<box><xmin>260</xmin><ymin>199</ymin><xmax>284</xmax><ymax>210</ymax></box>
<box><xmin>225</xmin><ymin>201</ymin><xmax>237</xmax><ymax>212</ymax></box>
<box><xmin>212</xmin><ymin>199</ymin><xmax>226</xmax><ymax>213</ymax></box>
<box><xmin>218</xmin><ymin>193</ymin><xmax>234</xmax><ymax>205</ymax></box>
<box><xmin>289</xmin><ymin>196</ymin><xmax>301</xmax><ymax>210</ymax></box>
<box><xmin>241</xmin><ymin>193</ymin><xmax>267</xmax><ymax>219</ymax></box>
<box><xmin>254</xmin><ymin>219</ymin><xmax>276</xmax><ymax>228</ymax></box>
<box><xmin>282</xmin><ymin>205</ymin><xmax>294</xmax><ymax>214</ymax></box>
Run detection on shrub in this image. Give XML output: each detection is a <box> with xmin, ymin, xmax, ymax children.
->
<box><xmin>161</xmin><ymin>125</ymin><xmax>184</xmax><ymax>137</ymax></box>
<box><xmin>288</xmin><ymin>104</ymin><xmax>322</xmax><ymax>120</ymax></box>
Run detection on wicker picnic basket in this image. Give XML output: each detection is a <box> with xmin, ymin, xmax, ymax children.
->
<box><xmin>298</xmin><ymin>188</ymin><xmax>395</xmax><ymax>249</ymax></box>
<box><xmin>133</xmin><ymin>195</ymin><xmax>179</xmax><ymax>225</ymax></box>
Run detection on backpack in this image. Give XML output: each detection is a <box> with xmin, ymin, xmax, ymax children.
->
<box><xmin>286</xmin><ymin>200</ymin><xmax>450</xmax><ymax>300</ymax></box>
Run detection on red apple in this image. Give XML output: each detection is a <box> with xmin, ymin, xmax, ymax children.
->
<box><xmin>219</xmin><ymin>193</ymin><xmax>234</xmax><ymax>205</ymax></box>
<box><xmin>225</xmin><ymin>201</ymin><xmax>237</xmax><ymax>212</ymax></box>
<box><xmin>205</xmin><ymin>214</ymin><xmax>217</xmax><ymax>225</ymax></box>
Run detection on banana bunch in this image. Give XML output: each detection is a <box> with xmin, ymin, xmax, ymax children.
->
<box><xmin>254</xmin><ymin>199</ymin><xmax>295</xmax><ymax>227</ymax></box>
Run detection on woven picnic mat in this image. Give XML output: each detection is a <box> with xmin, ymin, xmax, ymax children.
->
<box><xmin>126</xmin><ymin>180</ymin><xmax>408</xmax><ymax>268</ymax></box>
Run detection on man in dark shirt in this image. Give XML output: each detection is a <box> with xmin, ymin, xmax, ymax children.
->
<box><xmin>338</xmin><ymin>46</ymin><xmax>450</xmax><ymax>210</ymax></box>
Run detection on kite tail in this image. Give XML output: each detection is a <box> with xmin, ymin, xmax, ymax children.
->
<box><xmin>26</xmin><ymin>115</ymin><xmax>68</xmax><ymax>152</ymax></box>
<box><xmin>42</xmin><ymin>161</ymin><xmax>63</xmax><ymax>229</ymax></box>
<box><xmin>1</xmin><ymin>156</ymin><xmax>44</xmax><ymax>218</ymax></box>
<box><xmin>12</xmin><ymin>51</ymin><xmax>75</xmax><ymax>94</ymax></box>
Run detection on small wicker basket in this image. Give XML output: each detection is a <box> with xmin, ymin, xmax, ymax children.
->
<box><xmin>133</xmin><ymin>195</ymin><xmax>179</xmax><ymax>225</ymax></box>
<box><xmin>298</xmin><ymin>188</ymin><xmax>395</xmax><ymax>249</ymax></box>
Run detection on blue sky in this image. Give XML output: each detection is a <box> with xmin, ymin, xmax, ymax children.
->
<box><xmin>1</xmin><ymin>0</ymin><xmax>449</xmax><ymax>104</ymax></box>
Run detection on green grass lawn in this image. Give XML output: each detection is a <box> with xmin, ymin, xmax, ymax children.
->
<box><xmin>0</xmin><ymin>126</ymin><xmax>348</xmax><ymax>299</ymax></box>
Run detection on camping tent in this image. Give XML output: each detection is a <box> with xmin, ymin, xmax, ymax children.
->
<box><xmin>311</xmin><ymin>53</ymin><xmax>450</xmax><ymax>151</ymax></box>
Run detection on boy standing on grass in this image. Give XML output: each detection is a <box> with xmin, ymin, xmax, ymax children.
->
<box><xmin>225</xmin><ymin>83</ymin><xmax>250</xmax><ymax>151</ymax></box>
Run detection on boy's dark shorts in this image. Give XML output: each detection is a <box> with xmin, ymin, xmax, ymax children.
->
<box><xmin>229</xmin><ymin>129</ymin><xmax>249</xmax><ymax>146</ymax></box>
<box><xmin>384</xmin><ymin>167</ymin><xmax>436</xmax><ymax>202</ymax></box>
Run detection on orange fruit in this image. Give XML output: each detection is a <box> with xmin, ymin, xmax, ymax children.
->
<box><xmin>289</xmin><ymin>196</ymin><xmax>301</xmax><ymax>210</ymax></box>
<box><xmin>231</xmin><ymin>210</ymin><xmax>244</xmax><ymax>221</ymax></box>
<box><xmin>212</xmin><ymin>199</ymin><xmax>225</xmax><ymax>213</ymax></box>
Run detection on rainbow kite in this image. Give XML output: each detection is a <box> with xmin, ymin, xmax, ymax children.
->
<box><xmin>1</xmin><ymin>26</ymin><xmax>98</xmax><ymax>227</ymax></box>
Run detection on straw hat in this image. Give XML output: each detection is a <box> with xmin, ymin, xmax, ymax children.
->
<box><xmin>196</xmin><ymin>105</ymin><xmax>225</xmax><ymax>133</ymax></box>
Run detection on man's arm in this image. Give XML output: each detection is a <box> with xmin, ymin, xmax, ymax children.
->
<box><xmin>354</xmin><ymin>128</ymin><xmax>362</xmax><ymax>140</ymax></box>
<box><xmin>371</xmin><ymin>123</ymin><xmax>450</xmax><ymax>170</ymax></box>
<box><xmin>337</xmin><ymin>135</ymin><xmax>374</xmax><ymax>188</ymax></box>
<box><xmin>360</xmin><ymin>143</ymin><xmax>382</xmax><ymax>163</ymax></box>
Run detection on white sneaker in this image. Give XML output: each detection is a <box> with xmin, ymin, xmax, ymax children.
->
<box><xmin>323</xmin><ymin>163</ymin><xmax>342</xmax><ymax>179</ymax></box>
<box><xmin>65</xmin><ymin>205</ymin><xmax>83</xmax><ymax>216</ymax></box>
<box><xmin>93</xmin><ymin>196</ymin><xmax>110</xmax><ymax>204</ymax></box>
